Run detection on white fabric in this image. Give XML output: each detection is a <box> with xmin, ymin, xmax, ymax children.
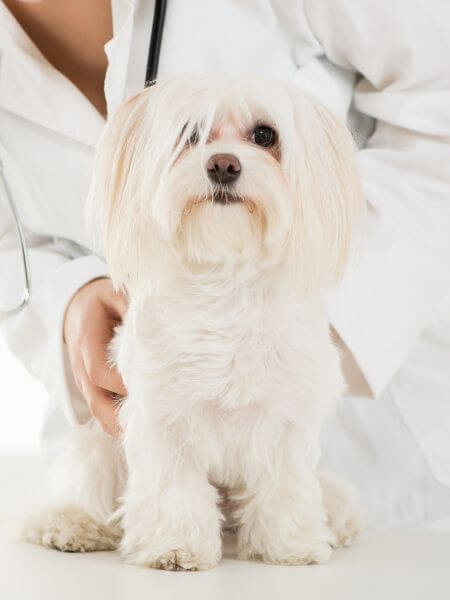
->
<box><xmin>0</xmin><ymin>0</ymin><xmax>449</xmax><ymax>527</ymax></box>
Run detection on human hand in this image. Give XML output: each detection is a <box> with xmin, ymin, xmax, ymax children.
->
<box><xmin>64</xmin><ymin>277</ymin><xmax>127</xmax><ymax>436</ymax></box>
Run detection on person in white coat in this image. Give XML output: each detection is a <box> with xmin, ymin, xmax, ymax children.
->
<box><xmin>1</xmin><ymin>0</ymin><xmax>449</xmax><ymax>529</ymax></box>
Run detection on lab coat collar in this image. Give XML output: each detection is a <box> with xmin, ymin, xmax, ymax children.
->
<box><xmin>104</xmin><ymin>0</ymin><xmax>136</xmax><ymax>116</ymax></box>
<box><xmin>0</xmin><ymin>1</ymin><xmax>135</xmax><ymax>147</ymax></box>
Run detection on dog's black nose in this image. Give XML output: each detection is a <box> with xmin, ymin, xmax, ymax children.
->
<box><xmin>206</xmin><ymin>154</ymin><xmax>241</xmax><ymax>184</ymax></box>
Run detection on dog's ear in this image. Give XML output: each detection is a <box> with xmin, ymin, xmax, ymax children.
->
<box><xmin>288</xmin><ymin>92</ymin><xmax>365</xmax><ymax>297</ymax></box>
<box><xmin>86</xmin><ymin>88</ymin><xmax>155</xmax><ymax>290</ymax></box>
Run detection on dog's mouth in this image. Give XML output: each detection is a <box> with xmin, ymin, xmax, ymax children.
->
<box><xmin>210</xmin><ymin>189</ymin><xmax>243</xmax><ymax>205</ymax></box>
<box><xmin>182</xmin><ymin>193</ymin><xmax>257</xmax><ymax>218</ymax></box>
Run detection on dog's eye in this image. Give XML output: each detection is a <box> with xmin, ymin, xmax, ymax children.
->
<box><xmin>188</xmin><ymin>127</ymin><xmax>199</xmax><ymax>146</ymax></box>
<box><xmin>179</xmin><ymin>124</ymin><xmax>200</xmax><ymax>147</ymax></box>
<box><xmin>252</xmin><ymin>125</ymin><xmax>276</xmax><ymax>148</ymax></box>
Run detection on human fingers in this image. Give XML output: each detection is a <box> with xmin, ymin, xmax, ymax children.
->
<box><xmin>80</xmin><ymin>323</ymin><xmax>128</xmax><ymax>397</ymax></box>
<box><xmin>79</xmin><ymin>374</ymin><xmax>122</xmax><ymax>437</ymax></box>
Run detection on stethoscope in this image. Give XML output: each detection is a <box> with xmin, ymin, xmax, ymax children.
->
<box><xmin>0</xmin><ymin>0</ymin><xmax>167</xmax><ymax>321</ymax></box>
<box><xmin>0</xmin><ymin>154</ymin><xmax>31</xmax><ymax>321</ymax></box>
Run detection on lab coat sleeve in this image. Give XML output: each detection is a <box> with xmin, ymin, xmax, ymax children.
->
<box><xmin>304</xmin><ymin>0</ymin><xmax>450</xmax><ymax>397</ymax></box>
<box><xmin>0</xmin><ymin>207</ymin><xmax>107</xmax><ymax>425</ymax></box>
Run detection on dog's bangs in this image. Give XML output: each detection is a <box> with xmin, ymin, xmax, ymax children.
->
<box><xmin>231</xmin><ymin>79</ymin><xmax>296</xmax><ymax>139</ymax></box>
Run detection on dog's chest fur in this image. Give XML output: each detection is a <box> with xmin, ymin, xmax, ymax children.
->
<box><xmin>117</xmin><ymin>273</ymin><xmax>342</xmax><ymax>432</ymax></box>
<box><xmin>114</xmin><ymin>273</ymin><xmax>344</xmax><ymax>490</ymax></box>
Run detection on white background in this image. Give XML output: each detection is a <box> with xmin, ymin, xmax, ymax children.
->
<box><xmin>0</xmin><ymin>335</ymin><xmax>47</xmax><ymax>455</ymax></box>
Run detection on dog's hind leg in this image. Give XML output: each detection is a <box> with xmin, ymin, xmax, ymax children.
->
<box><xmin>20</xmin><ymin>505</ymin><xmax>121</xmax><ymax>552</ymax></box>
<box><xmin>20</xmin><ymin>420</ymin><xmax>124</xmax><ymax>552</ymax></box>
<box><xmin>318</xmin><ymin>470</ymin><xmax>366</xmax><ymax>548</ymax></box>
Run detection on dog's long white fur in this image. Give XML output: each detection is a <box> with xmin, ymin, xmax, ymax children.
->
<box><xmin>22</xmin><ymin>75</ymin><xmax>365</xmax><ymax>569</ymax></box>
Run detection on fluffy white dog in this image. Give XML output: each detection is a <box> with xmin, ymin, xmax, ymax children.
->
<box><xmin>23</xmin><ymin>75</ymin><xmax>365</xmax><ymax>570</ymax></box>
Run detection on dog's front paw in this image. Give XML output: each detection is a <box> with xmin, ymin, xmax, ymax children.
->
<box><xmin>238</xmin><ymin>520</ymin><xmax>335</xmax><ymax>566</ymax></box>
<box><xmin>328</xmin><ymin>506</ymin><xmax>366</xmax><ymax>548</ymax></box>
<box><xmin>123</xmin><ymin>542</ymin><xmax>221</xmax><ymax>571</ymax></box>
<box><xmin>120</xmin><ymin>485</ymin><xmax>223</xmax><ymax>570</ymax></box>
<box><xmin>146</xmin><ymin>548</ymin><xmax>219</xmax><ymax>571</ymax></box>
<box><xmin>319</xmin><ymin>471</ymin><xmax>366</xmax><ymax>548</ymax></box>
<box><xmin>20</xmin><ymin>505</ymin><xmax>121</xmax><ymax>552</ymax></box>
<box><xmin>239</xmin><ymin>536</ymin><xmax>332</xmax><ymax>566</ymax></box>
<box><xmin>121</xmin><ymin>528</ymin><xmax>222</xmax><ymax>571</ymax></box>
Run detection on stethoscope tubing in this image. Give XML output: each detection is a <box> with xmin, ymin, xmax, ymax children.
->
<box><xmin>0</xmin><ymin>156</ymin><xmax>31</xmax><ymax>320</ymax></box>
<box><xmin>145</xmin><ymin>0</ymin><xmax>167</xmax><ymax>87</ymax></box>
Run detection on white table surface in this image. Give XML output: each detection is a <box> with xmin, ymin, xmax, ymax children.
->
<box><xmin>1</xmin><ymin>456</ymin><xmax>449</xmax><ymax>600</ymax></box>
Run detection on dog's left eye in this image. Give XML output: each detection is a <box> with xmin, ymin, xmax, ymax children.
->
<box><xmin>252</xmin><ymin>125</ymin><xmax>276</xmax><ymax>148</ymax></box>
<box><xmin>188</xmin><ymin>127</ymin><xmax>199</xmax><ymax>146</ymax></box>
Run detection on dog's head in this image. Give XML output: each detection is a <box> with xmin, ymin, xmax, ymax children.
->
<box><xmin>88</xmin><ymin>75</ymin><xmax>363</xmax><ymax>296</ymax></box>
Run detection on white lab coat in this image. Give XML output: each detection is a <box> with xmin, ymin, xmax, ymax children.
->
<box><xmin>1</xmin><ymin>0</ymin><xmax>449</xmax><ymax>528</ymax></box>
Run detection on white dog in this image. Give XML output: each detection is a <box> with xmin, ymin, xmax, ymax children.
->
<box><xmin>22</xmin><ymin>75</ymin><xmax>365</xmax><ymax>570</ymax></box>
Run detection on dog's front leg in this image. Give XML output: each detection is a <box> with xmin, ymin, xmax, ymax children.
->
<box><xmin>236</xmin><ymin>425</ymin><xmax>334</xmax><ymax>565</ymax></box>
<box><xmin>119</xmin><ymin>409</ymin><xmax>223</xmax><ymax>571</ymax></box>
